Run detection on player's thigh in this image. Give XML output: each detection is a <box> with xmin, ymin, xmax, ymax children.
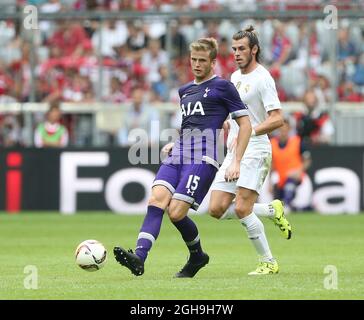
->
<box><xmin>237</xmin><ymin>152</ymin><xmax>272</xmax><ymax>194</ymax></box>
<box><xmin>168</xmin><ymin>199</ymin><xmax>192</xmax><ymax>222</ymax></box>
<box><xmin>234</xmin><ymin>187</ymin><xmax>259</xmax><ymax>218</ymax></box>
<box><xmin>150</xmin><ymin>159</ymin><xmax>180</xmax><ymax>209</ymax></box>
<box><xmin>209</xmin><ymin>154</ymin><xmax>237</xmax><ymax>217</ymax></box>
<box><xmin>209</xmin><ymin>190</ymin><xmax>235</xmax><ymax>218</ymax></box>
<box><xmin>211</xmin><ymin>153</ymin><xmax>233</xmax><ymax>186</ymax></box>
<box><xmin>149</xmin><ymin>185</ymin><xmax>173</xmax><ymax>209</ymax></box>
<box><xmin>172</xmin><ymin>162</ymin><xmax>218</xmax><ymax>213</ymax></box>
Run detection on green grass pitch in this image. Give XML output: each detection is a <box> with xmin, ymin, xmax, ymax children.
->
<box><xmin>0</xmin><ymin>212</ymin><xmax>363</xmax><ymax>300</ymax></box>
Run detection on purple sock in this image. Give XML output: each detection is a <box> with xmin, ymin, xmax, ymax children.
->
<box><xmin>172</xmin><ymin>216</ymin><xmax>204</xmax><ymax>262</ymax></box>
<box><xmin>135</xmin><ymin>205</ymin><xmax>164</xmax><ymax>262</ymax></box>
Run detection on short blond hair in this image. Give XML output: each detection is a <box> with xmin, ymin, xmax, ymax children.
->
<box><xmin>189</xmin><ymin>37</ymin><xmax>218</xmax><ymax>60</ymax></box>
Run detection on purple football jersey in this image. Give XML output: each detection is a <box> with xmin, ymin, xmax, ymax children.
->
<box><xmin>171</xmin><ymin>75</ymin><xmax>248</xmax><ymax>163</ymax></box>
<box><xmin>153</xmin><ymin>75</ymin><xmax>248</xmax><ymax>210</ymax></box>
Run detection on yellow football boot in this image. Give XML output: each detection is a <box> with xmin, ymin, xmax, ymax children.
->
<box><xmin>271</xmin><ymin>199</ymin><xmax>292</xmax><ymax>240</ymax></box>
<box><xmin>248</xmin><ymin>260</ymin><xmax>279</xmax><ymax>275</ymax></box>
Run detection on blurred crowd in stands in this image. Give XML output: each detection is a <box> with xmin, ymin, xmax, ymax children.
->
<box><xmin>0</xmin><ymin>0</ymin><xmax>363</xmax><ymax>147</ymax></box>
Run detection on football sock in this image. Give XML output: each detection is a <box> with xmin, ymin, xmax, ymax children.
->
<box><xmin>252</xmin><ymin>203</ymin><xmax>275</xmax><ymax>218</ymax></box>
<box><xmin>219</xmin><ymin>202</ymin><xmax>237</xmax><ymax>220</ymax></box>
<box><xmin>240</xmin><ymin>213</ymin><xmax>274</xmax><ymax>262</ymax></box>
<box><xmin>219</xmin><ymin>203</ymin><xmax>275</xmax><ymax>219</ymax></box>
<box><xmin>172</xmin><ymin>216</ymin><xmax>204</xmax><ymax>263</ymax></box>
<box><xmin>135</xmin><ymin>205</ymin><xmax>164</xmax><ymax>262</ymax></box>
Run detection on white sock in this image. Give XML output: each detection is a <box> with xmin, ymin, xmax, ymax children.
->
<box><xmin>253</xmin><ymin>203</ymin><xmax>275</xmax><ymax>218</ymax></box>
<box><xmin>220</xmin><ymin>202</ymin><xmax>275</xmax><ymax>220</ymax></box>
<box><xmin>219</xmin><ymin>203</ymin><xmax>237</xmax><ymax>220</ymax></box>
<box><xmin>240</xmin><ymin>213</ymin><xmax>274</xmax><ymax>262</ymax></box>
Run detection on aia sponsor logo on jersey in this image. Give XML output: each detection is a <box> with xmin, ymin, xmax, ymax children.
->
<box><xmin>180</xmin><ymin>101</ymin><xmax>205</xmax><ymax>117</ymax></box>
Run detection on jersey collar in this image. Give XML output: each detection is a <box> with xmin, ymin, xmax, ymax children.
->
<box><xmin>193</xmin><ymin>74</ymin><xmax>217</xmax><ymax>85</ymax></box>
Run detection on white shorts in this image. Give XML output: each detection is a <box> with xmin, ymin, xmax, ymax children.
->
<box><xmin>211</xmin><ymin>148</ymin><xmax>272</xmax><ymax>195</ymax></box>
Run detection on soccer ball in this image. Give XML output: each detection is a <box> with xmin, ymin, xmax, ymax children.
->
<box><xmin>75</xmin><ymin>240</ymin><xmax>107</xmax><ymax>271</ymax></box>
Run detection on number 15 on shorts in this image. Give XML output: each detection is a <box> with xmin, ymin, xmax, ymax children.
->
<box><xmin>186</xmin><ymin>175</ymin><xmax>200</xmax><ymax>196</ymax></box>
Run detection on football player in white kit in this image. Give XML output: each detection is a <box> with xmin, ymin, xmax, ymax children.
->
<box><xmin>209</xmin><ymin>26</ymin><xmax>292</xmax><ymax>275</ymax></box>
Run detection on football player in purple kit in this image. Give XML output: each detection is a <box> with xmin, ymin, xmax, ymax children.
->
<box><xmin>114</xmin><ymin>38</ymin><xmax>252</xmax><ymax>278</ymax></box>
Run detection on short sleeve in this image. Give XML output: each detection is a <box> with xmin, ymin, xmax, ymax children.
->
<box><xmin>220</xmin><ymin>81</ymin><xmax>248</xmax><ymax>119</ymax></box>
<box><xmin>259</xmin><ymin>75</ymin><xmax>281</xmax><ymax>112</ymax></box>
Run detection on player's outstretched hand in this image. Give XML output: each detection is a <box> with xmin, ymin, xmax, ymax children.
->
<box><xmin>161</xmin><ymin>142</ymin><xmax>174</xmax><ymax>155</ymax></box>
<box><xmin>225</xmin><ymin>160</ymin><xmax>240</xmax><ymax>182</ymax></box>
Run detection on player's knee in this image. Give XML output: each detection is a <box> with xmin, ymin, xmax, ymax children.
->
<box><xmin>148</xmin><ymin>187</ymin><xmax>171</xmax><ymax>209</ymax></box>
<box><xmin>168</xmin><ymin>208</ymin><xmax>184</xmax><ymax>222</ymax></box>
<box><xmin>208</xmin><ymin>204</ymin><xmax>224</xmax><ymax>219</ymax></box>
<box><xmin>166</xmin><ymin>201</ymin><xmax>178</xmax><ymax>221</ymax></box>
<box><xmin>148</xmin><ymin>196</ymin><xmax>160</xmax><ymax>207</ymax></box>
<box><xmin>148</xmin><ymin>194</ymin><xmax>166</xmax><ymax>208</ymax></box>
<box><xmin>234</xmin><ymin>202</ymin><xmax>252</xmax><ymax>218</ymax></box>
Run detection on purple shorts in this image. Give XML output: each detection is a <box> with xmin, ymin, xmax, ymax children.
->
<box><xmin>153</xmin><ymin>155</ymin><xmax>218</xmax><ymax>210</ymax></box>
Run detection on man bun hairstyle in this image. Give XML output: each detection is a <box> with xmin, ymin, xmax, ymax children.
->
<box><xmin>232</xmin><ymin>25</ymin><xmax>261</xmax><ymax>63</ymax></box>
<box><xmin>189</xmin><ymin>37</ymin><xmax>218</xmax><ymax>60</ymax></box>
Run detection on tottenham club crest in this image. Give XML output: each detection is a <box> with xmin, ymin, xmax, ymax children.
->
<box><xmin>203</xmin><ymin>87</ymin><xmax>210</xmax><ymax>98</ymax></box>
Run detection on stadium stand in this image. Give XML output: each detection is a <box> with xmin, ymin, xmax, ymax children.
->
<box><xmin>0</xmin><ymin>0</ymin><xmax>363</xmax><ymax>146</ymax></box>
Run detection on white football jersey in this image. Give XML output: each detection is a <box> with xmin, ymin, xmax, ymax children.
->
<box><xmin>228</xmin><ymin>64</ymin><xmax>281</xmax><ymax>153</ymax></box>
